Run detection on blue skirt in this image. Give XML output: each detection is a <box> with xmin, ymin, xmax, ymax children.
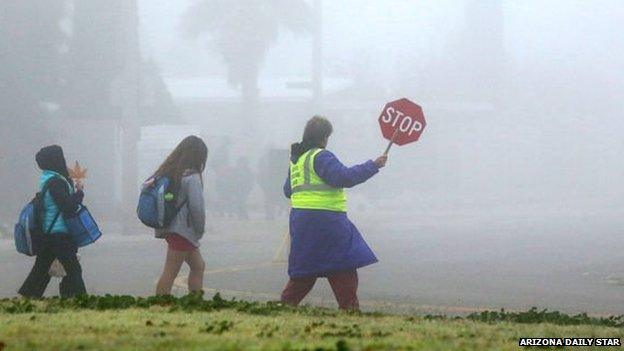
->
<box><xmin>288</xmin><ymin>208</ymin><xmax>378</xmax><ymax>278</ymax></box>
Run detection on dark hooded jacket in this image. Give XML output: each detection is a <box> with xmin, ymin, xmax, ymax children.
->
<box><xmin>36</xmin><ymin>145</ymin><xmax>83</xmax><ymax>218</ymax></box>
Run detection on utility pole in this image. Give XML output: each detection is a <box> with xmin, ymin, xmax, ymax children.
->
<box><xmin>312</xmin><ymin>0</ymin><xmax>323</xmax><ymax>109</ymax></box>
<box><xmin>285</xmin><ymin>0</ymin><xmax>323</xmax><ymax>114</ymax></box>
<box><xmin>118</xmin><ymin>0</ymin><xmax>141</xmax><ymax>235</ymax></box>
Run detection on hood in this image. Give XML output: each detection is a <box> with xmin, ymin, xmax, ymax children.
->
<box><xmin>36</xmin><ymin>145</ymin><xmax>71</xmax><ymax>183</ymax></box>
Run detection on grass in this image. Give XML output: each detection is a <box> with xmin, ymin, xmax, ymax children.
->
<box><xmin>0</xmin><ymin>294</ymin><xmax>622</xmax><ymax>350</ymax></box>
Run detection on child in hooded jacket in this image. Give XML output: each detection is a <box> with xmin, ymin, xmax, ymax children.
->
<box><xmin>19</xmin><ymin>145</ymin><xmax>87</xmax><ymax>298</ymax></box>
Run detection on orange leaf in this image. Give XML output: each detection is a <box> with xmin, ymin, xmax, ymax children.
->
<box><xmin>68</xmin><ymin>161</ymin><xmax>88</xmax><ymax>181</ymax></box>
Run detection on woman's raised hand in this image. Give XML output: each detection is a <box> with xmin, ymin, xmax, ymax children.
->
<box><xmin>374</xmin><ymin>155</ymin><xmax>388</xmax><ymax>168</ymax></box>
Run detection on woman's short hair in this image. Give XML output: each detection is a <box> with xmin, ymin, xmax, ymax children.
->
<box><xmin>291</xmin><ymin>115</ymin><xmax>333</xmax><ymax>162</ymax></box>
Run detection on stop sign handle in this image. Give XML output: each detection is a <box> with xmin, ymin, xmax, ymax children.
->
<box><xmin>383</xmin><ymin>127</ymin><xmax>400</xmax><ymax>156</ymax></box>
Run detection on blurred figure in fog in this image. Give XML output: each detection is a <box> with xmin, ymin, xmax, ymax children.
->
<box><xmin>258</xmin><ymin>148</ymin><xmax>290</xmax><ymax>220</ymax></box>
<box><xmin>281</xmin><ymin>116</ymin><xmax>388</xmax><ymax>310</ymax></box>
<box><xmin>231</xmin><ymin>156</ymin><xmax>253</xmax><ymax>220</ymax></box>
<box><xmin>0</xmin><ymin>222</ymin><xmax>9</xmax><ymax>239</ymax></box>
<box><xmin>213</xmin><ymin>163</ymin><xmax>232</xmax><ymax>217</ymax></box>
<box><xmin>211</xmin><ymin>138</ymin><xmax>232</xmax><ymax>217</ymax></box>
<box><xmin>211</xmin><ymin>137</ymin><xmax>232</xmax><ymax>170</ymax></box>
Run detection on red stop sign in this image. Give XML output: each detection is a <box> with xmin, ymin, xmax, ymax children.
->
<box><xmin>378</xmin><ymin>98</ymin><xmax>426</xmax><ymax>146</ymax></box>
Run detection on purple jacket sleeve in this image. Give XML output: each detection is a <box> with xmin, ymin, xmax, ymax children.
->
<box><xmin>283</xmin><ymin>171</ymin><xmax>292</xmax><ymax>198</ymax></box>
<box><xmin>314</xmin><ymin>150</ymin><xmax>379</xmax><ymax>188</ymax></box>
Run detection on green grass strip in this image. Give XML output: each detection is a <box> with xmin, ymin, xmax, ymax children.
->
<box><xmin>1</xmin><ymin>293</ymin><xmax>622</xmax><ymax>328</ymax></box>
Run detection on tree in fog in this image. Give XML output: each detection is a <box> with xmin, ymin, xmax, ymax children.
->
<box><xmin>182</xmin><ymin>0</ymin><xmax>311</xmax><ymax>113</ymax></box>
<box><xmin>64</xmin><ymin>0</ymin><xmax>128</xmax><ymax>119</ymax></box>
<box><xmin>0</xmin><ymin>1</ymin><xmax>67</xmax><ymax>222</ymax></box>
<box><xmin>140</xmin><ymin>60</ymin><xmax>181</xmax><ymax>125</ymax></box>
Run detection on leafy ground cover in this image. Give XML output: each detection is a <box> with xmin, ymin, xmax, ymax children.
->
<box><xmin>0</xmin><ymin>294</ymin><xmax>622</xmax><ymax>350</ymax></box>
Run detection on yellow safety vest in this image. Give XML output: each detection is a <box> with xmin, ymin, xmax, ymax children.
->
<box><xmin>290</xmin><ymin>148</ymin><xmax>347</xmax><ymax>212</ymax></box>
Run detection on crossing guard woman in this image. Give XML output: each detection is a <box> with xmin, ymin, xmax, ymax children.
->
<box><xmin>281</xmin><ymin>116</ymin><xmax>387</xmax><ymax>310</ymax></box>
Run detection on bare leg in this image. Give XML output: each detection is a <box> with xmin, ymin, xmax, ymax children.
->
<box><xmin>156</xmin><ymin>248</ymin><xmax>187</xmax><ymax>295</ymax></box>
<box><xmin>185</xmin><ymin>249</ymin><xmax>205</xmax><ymax>293</ymax></box>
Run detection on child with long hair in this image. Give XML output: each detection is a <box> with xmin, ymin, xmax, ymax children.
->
<box><xmin>281</xmin><ymin>116</ymin><xmax>387</xmax><ymax>310</ymax></box>
<box><xmin>152</xmin><ymin>136</ymin><xmax>208</xmax><ymax>295</ymax></box>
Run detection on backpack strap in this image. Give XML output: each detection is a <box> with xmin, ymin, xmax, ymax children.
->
<box><xmin>164</xmin><ymin>194</ymin><xmax>189</xmax><ymax>227</ymax></box>
<box><xmin>45</xmin><ymin>212</ymin><xmax>61</xmax><ymax>235</ymax></box>
<box><xmin>173</xmin><ymin>198</ymin><xmax>189</xmax><ymax>219</ymax></box>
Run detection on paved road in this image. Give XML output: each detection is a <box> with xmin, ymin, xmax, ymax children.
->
<box><xmin>1</xmin><ymin>210</ymin><xmax>623</xmax><ymax>315</ymax></box>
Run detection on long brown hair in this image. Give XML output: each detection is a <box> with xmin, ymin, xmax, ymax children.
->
<box><xmin>154</xmin><ymin>135</ymin><xmax>208</xmax><ymax>193</ymax></box>
<box><xmin>290</xmin><ymin>115</ymin><xmax>333</xmax><ymax>162</ymax></box>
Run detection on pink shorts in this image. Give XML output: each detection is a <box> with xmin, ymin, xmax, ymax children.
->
<box><xmin>165</xmin><ymin>233</ymin><xmax>196</xmax><ymax>252</ymax></box>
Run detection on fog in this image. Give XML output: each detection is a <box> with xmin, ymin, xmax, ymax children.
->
<box><xmin>1</xmin><ymin>0</ymin><xmax>623</xmax><ymax>314</ymax></box>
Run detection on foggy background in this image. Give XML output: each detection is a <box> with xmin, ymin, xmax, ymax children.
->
<box><xmin>1</xmin><ymin>0</ymin><xmax>623</xmax><ymax>314</ymax></box>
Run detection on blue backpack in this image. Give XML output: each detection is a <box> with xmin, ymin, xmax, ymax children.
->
<box><xmin>137</xmin><ymin>176</ymin><xmax>187</xmax><ymax>229</ymax></box>
<box><xmin>14</xmin><ymin>180</ymin><xmax>60</xmax><ymax>256</ymax></box>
